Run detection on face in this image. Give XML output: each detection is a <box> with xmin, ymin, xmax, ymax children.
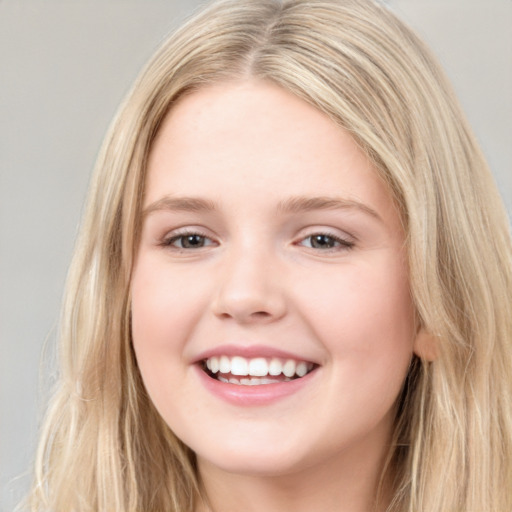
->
<box><xmin>131</xmin><ymin>80</ymin><xmax>422</xmax><ymax>478</ymax></box>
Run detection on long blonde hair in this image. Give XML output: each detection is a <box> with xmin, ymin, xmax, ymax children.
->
<box><xmin>29</xmin><ymin>1</ymin><xmax>512</xmax><ymax>511</ymax></box>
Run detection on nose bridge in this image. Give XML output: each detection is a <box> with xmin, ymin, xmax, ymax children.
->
<box><xmin>212</xmin><ymin>238</ymin><xmax>286</xmax><ymax>323</ymax></box>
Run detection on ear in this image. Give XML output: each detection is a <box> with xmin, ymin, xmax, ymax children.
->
<box><xmin>413</xmin><ymin>328</ymin><xmax>438</xmax><ymax>361</ymax></box>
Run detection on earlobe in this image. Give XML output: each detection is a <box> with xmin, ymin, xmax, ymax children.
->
<box><xmin>413</xmin><ymin>328</ymin><xmax>438</xmax><ymax>361</ymax></box>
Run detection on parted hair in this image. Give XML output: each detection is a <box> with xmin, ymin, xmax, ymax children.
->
<box><xmin>29</xmin><ymin>1</ymin><xmax>512</xmax><ymax>511</ymax></box>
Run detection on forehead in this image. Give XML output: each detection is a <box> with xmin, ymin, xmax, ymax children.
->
<box><xmin>145</xmin><ymin>80</ymin><xmax>399</xmax><ymax>229</ymax></box>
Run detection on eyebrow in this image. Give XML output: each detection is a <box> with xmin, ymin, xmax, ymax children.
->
<box><xmin>142</xmin><ymin>196</ymin><xmax>217</xmax><ymax>218</ymax></box>
<box><xmin>276</xmin><ymin>196</ymin><xmax>381</xmax><ymax>221</ymax></box>
<box><xmin>142</xmin><ymin>194</ymin><xmax>381</xmax><ymax>222</ymax></box>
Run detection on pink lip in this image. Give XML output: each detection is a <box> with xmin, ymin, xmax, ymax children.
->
<box><xmin>193</xmin><ymin>363</ymin><xmax>319</xmax><ymax>407</ymax></box>
<box><xmin>193</xmin><ymin>344</ymin><xmax>317</xmax><ymax>364</ymax></box>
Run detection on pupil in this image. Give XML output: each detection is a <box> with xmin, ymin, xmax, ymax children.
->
<box><xmin>311</xmin><ymin>235</ymin><xmax>334</xmax><ymax>248</ymax></box>
<box><xmin>183</xmin><ymin>235</ymin><xmax>204</xmax><ymax>248</ymax></box>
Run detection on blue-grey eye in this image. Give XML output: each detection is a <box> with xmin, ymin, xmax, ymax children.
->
<box><xmin>164</xmin><ymin>232</ymin><xmax>215</xmax><ymax>249</ymax></box>
<box><xmin>300</xmin><ymin>233</ymin><xmax>354</xmax><ymax>250</ymax></box>
<box><xmin>308</xmin><ymin>234</ymin><xmax>339</xmax><ymax>249</ymax></box>
<box><xmin>176</xmin><ymin>234</ymin><xmax>207</xmax><ymax>248</ymax></box>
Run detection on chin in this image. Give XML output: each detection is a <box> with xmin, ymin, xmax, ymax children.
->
<box><xmin>194</xmin><ymin>435</ymin><xmax>317</xmax><ymax>478</ymax></box>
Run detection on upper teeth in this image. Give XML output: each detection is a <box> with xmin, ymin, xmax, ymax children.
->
<box><xmin>205</xmin><ymin>356</ymin><xmax>312</xmax><ymax>378</ymax></box>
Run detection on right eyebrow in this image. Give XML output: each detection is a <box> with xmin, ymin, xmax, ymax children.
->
<box><xmin>142</xmin><ymin>196</ymin><xmax>218</xmax><ymax>219</ymax></box>
<box><xmin>277</xmin><ymin>195</ymin><xmax>382</xmax><ymax>222</ymax></box>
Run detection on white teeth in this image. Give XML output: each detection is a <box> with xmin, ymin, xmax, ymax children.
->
<box><xmin>248</xmin><ymin>357</ymin><xmax>268</xmax><ymax>377</ymax></box>
<box><xmin>231</xmin><ymin>356</ymin><xmax>249</xmax><ymax>376</ymax></box>
<box><xmin>296</xmin><ymin>361</ymin><xmax>308</xmax><ymax>377</ymax></box>
<box><xmin>269</xmin><ymin>358</ymin><xmax>282</xmax><ymax>376</ymax></box>
<box><xmin>283</xmin><ymin>359</ymin><xmax>296</xmax><ymax>378</ymax></box>
<box><xmin>204</xmin><ymin>355</ymin><xmax>314</xmax><ymax>381</ymax></box>
<box><xmin>219</xmin><ymin>355</ymin><xmax>230</xmax><ymax>373</ymax></box>
<box><xmin>260</xmin><ymin>377</ymin><xmax>281</xmax><ymax>385</ymax></box>
<box><xmin>209</xmin><ymin>357</ymin><xmax>219</xmax><ymax>373</ymax></box>
<box><xmin>219</xmin><ymin>376</ymin><xmax>292</xmax><ymax>386</ymax></box>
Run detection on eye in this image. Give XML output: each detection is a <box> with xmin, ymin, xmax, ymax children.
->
<box><xmin>163</xmin><ymin>231</ymin><xmax>216</xmax><ymax>250</ymax></box>
<box><xmin>299</xmin><ymin>233</ymin><xmax>354</xmax><ymax>250</ymax></box>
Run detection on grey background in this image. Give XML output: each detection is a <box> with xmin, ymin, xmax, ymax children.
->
<box><xmin>1</xmin><ymin>1</ymin><xmax>510</xmax><ymax>511</ymax></box>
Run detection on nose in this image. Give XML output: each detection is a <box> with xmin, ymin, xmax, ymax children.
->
<box><xmin>211</xmin><ymin>248</ymin><xmax>287</xmax><ymax>324</ymax></box>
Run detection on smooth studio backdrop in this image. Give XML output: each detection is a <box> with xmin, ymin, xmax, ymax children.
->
<box><xmin>1</xmin><ymin>1</ymin><xmax>510</xmax><ymax>511</ymax></box>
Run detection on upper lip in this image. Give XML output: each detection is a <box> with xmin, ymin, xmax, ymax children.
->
<box><xmin>192</xmin><ymin>344</ymin><xmax>319</xmax><ymax>365</ymax></box>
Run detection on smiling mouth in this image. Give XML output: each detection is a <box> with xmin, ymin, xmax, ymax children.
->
<box><xmin>201</xmin><ymin>356</ymin><xmax>317</xmax><ymax>386</ymax></box>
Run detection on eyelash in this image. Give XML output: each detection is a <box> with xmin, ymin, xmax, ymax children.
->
<box><xmin>160</xmin><ymin>230</ymin><xmax>355</xmax><ymax>253</ymax></box>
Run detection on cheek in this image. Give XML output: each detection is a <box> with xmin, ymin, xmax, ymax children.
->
<box><xmin>130</xmin><ymin>258</ymin><xmax>207</xmax><ymax>396</ymax></box>
<box><xmin>131</xmin><ymin>274</ymin><xmax>179</xmax><ymax>354</ymax></box>
<box><xmin>296</xmin><ymin>257</ymin><xmax>415</xmax><ymax>383</ymax></box>
<box><xmin>131</xmin><ymin>257</ymin><xmax>207</xmax><ymax>346</ymax></box>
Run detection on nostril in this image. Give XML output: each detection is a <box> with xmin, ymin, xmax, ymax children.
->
<box><xmin>252</xmin><ymin>311</ymin><xmax>271</xmax><ymax>318</ymax></box>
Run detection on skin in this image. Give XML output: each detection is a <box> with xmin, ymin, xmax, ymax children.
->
<box><xmin>131</xmin><ymin>80</ymin><xmax>430</xmax><ymax>512</ymax></box>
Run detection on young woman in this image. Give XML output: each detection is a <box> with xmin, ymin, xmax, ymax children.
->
<box><xmin>29</xmin><ymin>0</ymin><xmax>512</xmax><ymax>511</ymax></box>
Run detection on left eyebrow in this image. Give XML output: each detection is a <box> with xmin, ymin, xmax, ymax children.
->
<box><xmin>142</xmin><ymin>196</ymin><xmax>217</xmax><ymax>219</ymax></box>
<box><xmin>277</xmin><ymin>196</ymin><xmax>382</xmax><ymax>222</ymax></box>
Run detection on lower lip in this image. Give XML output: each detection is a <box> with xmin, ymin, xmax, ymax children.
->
<box><xmin>194</xmin><ymin>365</ymin><xmax>318</xmax><ymax>406</ymax></box>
